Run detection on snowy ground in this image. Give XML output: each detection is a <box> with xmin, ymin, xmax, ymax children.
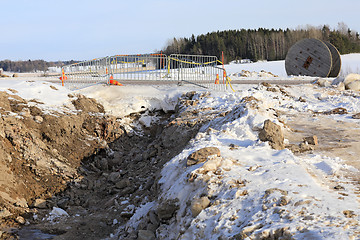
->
<box><xmin>151</xmin><ymin>84</ymin><xmax>360</xmax><ymax>239</ymax></box>
<box><xmin>84</xmin><ymin>55</ymin><xmax>360</xmax><ymax>239</ymax></box>
<box><xmin>1</xmin><ymin>54</ymin><xmax>360</xmax><ymax>239</ymax></box>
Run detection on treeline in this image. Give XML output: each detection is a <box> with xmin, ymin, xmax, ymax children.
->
<box><xmin>0</xmin><ymin>60</ymin><xmax>78</xmax><ymax>73</ymax></box>
<box><xmin>3</xmin><ymin>23</ymin><xmax>360</xmax><ymax>72</ymax></box>
<box><xmin>163</xmin><ymin>24</ymin><xmax>360</xmax><ymax>63</ymax></box>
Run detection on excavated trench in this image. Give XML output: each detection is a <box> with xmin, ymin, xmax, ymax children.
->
<box><xmin>24</xmin><ymin>113</ymin><xmax>202</xmax><ymax>240</ymax></box>
<box><xmin>0</xmin><ymin>90</ymin><xmax>209</xmax><ymax>239</ymax></box>
<box><xmin>4</xmin><ymin>83</ymin><xmax>360</xmax><ymax>239</ymax></box>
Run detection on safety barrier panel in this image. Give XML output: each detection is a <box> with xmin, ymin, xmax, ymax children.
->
<box><xmin>169</xmin><ymin>54</ymin><xmax>227</xmax><ymax>91</ymax></box>
<box><xmin>61</xmin><ymin>54</ymin><xmax>232</xmax><ymax>91</ymax></box>
<box><xmin>108</xmin><ymin>54</ymin><xmax>168</xmax><ymax>81</ymax></box>
<box><xmin>61</xmin><ymin>57</ymin><xmax>108</xmax><ymax>90</ymax></box>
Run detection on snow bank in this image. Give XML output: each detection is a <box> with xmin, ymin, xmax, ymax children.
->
<box><xmin>79</xmin><ymin>85</ymin><xmax>206</xmax><ymax>117</ymax></box>
<box><xmin>0</xmin><ymin>79</ymin><xmax>76</xmax><ymax>114</ymax></box>
<box><xmin>154</xmin><ymin>84</ymin><xmax>360</xmax><ymax>239</ymax></box>
<box><xmin>0</xmin><ymin>80</ymin><xmax>72</xmax><ymax>107</ymax></box>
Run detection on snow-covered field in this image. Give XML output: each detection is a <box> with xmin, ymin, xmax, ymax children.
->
<box><xmin>1</xmin><ymin>54</ymin><xmax>360</xmax><ymax>239</ymax></box>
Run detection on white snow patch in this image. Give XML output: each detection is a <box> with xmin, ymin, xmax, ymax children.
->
<box><xmin>46</xmin><ymin>207</ymin><xmax>69</xmax><ymax>222</ymax></box>
<box><xmin>78</xmin><ymin>85</ymin><xmax>194</xmax><ymax>117</ymax></box>
<box><xmin>125</xmin><ymin>201</ymin><xmax>156</xmax><ymax>230</ymax></box>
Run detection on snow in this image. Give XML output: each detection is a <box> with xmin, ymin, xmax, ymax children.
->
<box><xmin>2</xmin><ymin>53</ymin><xmax>360</xmax><ymax>239</ymax></box>
<box><xmin>139</xmin><ymin>113</ymin><xmax>159</xmax><ymax>128</ymax></box>
<box><xmin>79</xmin><ymin>84</ymin><xmax>184</xmax><ymax>117</ymax></box>
<box><xmin>46</xmin><ymin>207</ymin><xmax>69</xmax><ymax>222</ymax></box>
<box><xmin>341</xmin><ymin>54</ymin><xmax>360</xmax><ymax>75</ymax></box>
<box><xmin>226</xmin><ymin>59</ymin><xmax>286</xmax><ymax>77</ymax></box>
<box><xmin>155</xmin><ymin>90</ymin><xmax>360</xmax><ymax>239</ymax></box>
<box><xmin>125</xmin><ymin>202</ymin><xmax>156</xmax><ymax>230</ymax></box>
<box><xmin>0</xmin><ymin>79</ymin><xmax>75</xmax><ymax>113</ymax></box>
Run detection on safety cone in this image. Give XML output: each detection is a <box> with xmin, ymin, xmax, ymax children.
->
<box><xmin>109</xmin><ymin>76</ymin><xmax>123</xmax><ymax>86</ymax></box>
<box><xmin>215</xmin><ymin>74</ymin><xmax>219</xmax><ymax>84</ymax></box>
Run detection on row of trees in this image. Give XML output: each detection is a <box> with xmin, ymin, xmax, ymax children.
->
<box><xmin>163</xmin><ymin>23</ymin><xmax>360</xmax><ymax>63</ymax></box>
<box><xmin>0</xmin><ymin>60</ymin><xmax>77</xmax><ymax>73</ymax></box>
<box><xmin>2</xmin><ymin>23</ymin><xmax>359</xmax><ymax>72</ymax></box>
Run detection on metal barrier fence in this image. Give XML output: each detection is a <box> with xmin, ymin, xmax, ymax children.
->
<box><xmin>61</xmin><ymin>54</ymin><xmax>229</xmax><ymax>91</ymax></box>
<box><xmin>108</xmin><ymin>54</ymin><xmax>168</xmax><ymax>81</ymax></box>
<box><xmin>61</xmin><ymin>57</ymin><xmax>108</xmax><ymax>90</ymax></box>
<box><xmin>169</xmin><ymin>54</ymin><xmax>227</xmax><ymax>91</ymax></box>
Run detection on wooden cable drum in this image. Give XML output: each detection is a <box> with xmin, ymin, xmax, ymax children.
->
<box><xmin>323</xmin><ymin>41</ymin><xmax>341</xmax><ymax>77</ymax></box>
<box><xmin>285</xmin><ymin>38</ymin><xmax>341</xmax><ymax>77</ymax></box>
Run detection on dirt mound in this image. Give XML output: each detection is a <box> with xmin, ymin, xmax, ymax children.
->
<box><xmin>0</xmin><ymin>91</ymin><xmax>122</xmax><ymax>238</ymax></box>
<box><xmin>71</xmin><ymin>94</ymin><xmax>105</xmax><ymax>113</ymax></box>
<box><xmin>3</xmin><ymin>91</ymin><xmax>207</xmax><ymax>240</ymax></box>
<box><xmin>0</xmin><ymin>90</ymin><xmax>217</xmax><ymax>239</ymax></box>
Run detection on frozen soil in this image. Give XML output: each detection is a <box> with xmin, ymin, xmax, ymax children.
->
<box><xmin>1</xmin><ymin>84</ymin><xmax>360</xmax><ymax>239</ymax></box>
<box><xmin>270</xmin><ymin>84</ymin><xmax>360</xmax><ymax>199</ymax></box>
<box><xmin>0</xmin><ymin>90</ymin><xmax>213</xmax><ymax>239</ymax></box>
<box><xmin>0</xmin><ymin>91</ymin><xmax>125</xmax><ymax>239</ymax></box>
<box><xmin>23</xmin><ymin>98</ymin><xmax>207</xmax><ymax>240</ymax></box>
<box><xmin>283</xmin><ymin>111</ymin><xmax>360</xmax><ymax>184</ymax></box>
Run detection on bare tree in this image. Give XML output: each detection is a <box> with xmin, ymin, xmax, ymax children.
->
<box><xmin>337</xmin><ymin>22</ymin><xmax>349</xmax><ymax>35</ymax></box>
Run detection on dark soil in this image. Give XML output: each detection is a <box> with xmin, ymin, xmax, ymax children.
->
<box><xmin>0</xmin><ymin>90</ymin><xmax>211</xmax><ymax>240</ymax></box>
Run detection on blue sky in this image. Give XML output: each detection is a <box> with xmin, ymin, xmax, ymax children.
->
<box><xmin>1</xmin><ymin>0</ymin><xmax>359</xmax><ymax>61</ymax></box>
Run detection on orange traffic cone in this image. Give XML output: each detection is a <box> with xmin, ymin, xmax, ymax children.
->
<box><xmin>109</xmin><ymin>76</ymin><xmax>123</xmax><ymax>86</ymax></box>
<box><xmin>215</xmin><ymin>74</ymin><xmax>219</xmax><ymax>84</ymax></box>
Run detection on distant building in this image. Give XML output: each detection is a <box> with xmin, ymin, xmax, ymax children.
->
<box><xmin>229</xmin><ymin>59</ymin><xmax>253</xmax><ymax>64</ymax></box>
<box><xmin>0</xmin><ymin>68</ymin><xmax>3</xmax><ymax>75</ymax></box>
